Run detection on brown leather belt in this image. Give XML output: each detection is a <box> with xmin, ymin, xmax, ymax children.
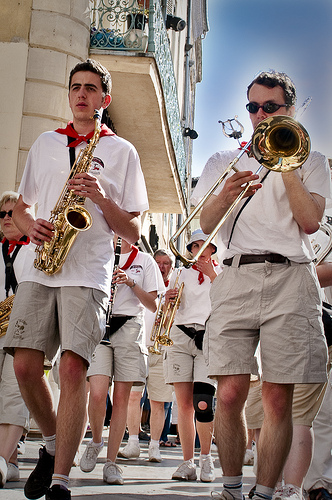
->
<box><xmin>223</xmin><ymin>253</ymin><xmax>289</xmax><ymax>266</ymax></box>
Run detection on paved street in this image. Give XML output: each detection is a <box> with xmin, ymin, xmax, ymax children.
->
<box><xmin>0</xmin><ymin>432</ymin><xmax>256</xmax><ymax>499</ymax></box>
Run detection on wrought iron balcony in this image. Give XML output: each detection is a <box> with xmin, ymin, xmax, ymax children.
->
<box><xmin>89</xmin><ymin>0</ymin><xmax>187</xmax><ymax>199</ymax></box>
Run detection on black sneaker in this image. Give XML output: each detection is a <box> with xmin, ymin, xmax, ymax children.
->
<box><xmin>24</xmin><ymin>446</ymin><xmax>54</xmax><ymax>499</ymax></box>
<box><xmin>309</xmin><ymin>489</ymin><xmax>332</xmax><ymax>500</ymax></box>
<box><xmin>45</xmin><ymin>485</ymin><xmax>71</xmax><ymax>500</ymax></box>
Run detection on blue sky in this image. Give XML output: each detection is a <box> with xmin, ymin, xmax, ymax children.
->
<box><xmin>192</xmin><ymin>0</ymin><xmax>332</xmax><ymax>176</ymax></box>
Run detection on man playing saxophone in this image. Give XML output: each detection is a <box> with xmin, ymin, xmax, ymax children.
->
<box><xmin>4</xmin><ymin>59</ymin><xmax>148</xmax><ymax>500</ymax></box>
<box><xmin>191</xmin><ymin>71</ymin><xmax>331</xmax><ymax>500</ymax></box>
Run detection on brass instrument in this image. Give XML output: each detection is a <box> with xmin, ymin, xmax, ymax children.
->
<box><xmin>0</xmin><ymin>294</ymin><xmax>15</xmax><ymax>338</ymax></box>
<box><xmin>313</xmin><ymin>222</ymin><xmax>332</xmax><ymax>265</ymax></box>
<box><xmin>156</xmin><ymin>270</ymin><xmax>184</xmax><ymax>347</ymax></box>
<box><xmin>34</xmin><ymin>110</ymin><xmax>102</xmax><ymax>275</ymax></box>
<box><xmin>170</xmin><ymin>115</ymin><xmax>311</xmax><ymax>267</ymax></box>
<box><xmin>148</xmin><ymin>295</ymin><xmax>165</xmax><ymax>355</ymax></box>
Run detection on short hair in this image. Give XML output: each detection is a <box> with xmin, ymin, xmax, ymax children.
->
<box><xmin>69</xmin><ymin>58</ymin><xmax>112</xmax><ymax>95</ymax></box>
<box><xmin>153</xmin><ymin>248</ymin><xmax>175</xmax><ymax>268</ymax></box>
<box><xmin>0</xmin><ymin>191</ymin><xmax>19</xmax><ymax>210</ymax></box>
<box><xmin>247</xmin><ymin>71</ymin><xmax>296</xmax><ymax>107</ymax></box>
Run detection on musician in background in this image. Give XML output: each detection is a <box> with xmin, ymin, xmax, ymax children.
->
<box><xmin>164</xmin><ymin>229</ymin><xmax>221</xmax><ymax>483</ymax></box>
<box><xmin>4</xmin><ymin>59</ymin><xmax>148</xmax><ymax>500</ymax></box>
<box><xmin>118</xmin><ymin>248</ymin><xmax>175</xmax><ymax>462</ymax></box>
<box><xmin>192</xmin><ymin>70</ymin><xmax>331</xmax><ymax>500</ymax></box>
<box><xmin>79</xmin><ymin>238</ymin><xmax>164</xmax><ymax>485</ymax></box>
<box><xmin>0</xmin><ymin>192</ymin><xmax>30</xmax><ymax>487</ymax></box>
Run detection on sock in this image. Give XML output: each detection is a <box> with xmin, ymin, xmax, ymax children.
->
<box><xmin>200</xmin><ymin>453</ymin><xmax>211</xmax><ymax>459</ymax></box>
<box><xmin>43</xmin><ymin>434</ymin><xmax>56</xmax><ymax>457</ymax></box>
<box><xmin>128</xmin><ymin>435</ymin><xmax>139</xmax><ymax>443</ymax></box>
<box><xmin>90</xmin><ymin>438</ymin><xmax>103</xmax><ymax>448</ymax></box>
<box><xmin>51</xmin><ymin>474</ymin><xmax>69</xmax><ymax>489</ymax></box>
<box><xmin>223</xmin><ymin>474</ymin><xmax>243</xmax><ymax>500</ymax></box>
<box><xmin>255</xmin><ymin>484</ymin><xmax>275</xmax><ymax>500</ymax></box>
<box><xmin>149</xmin><ymin>439</ymin><xmax>159</xmax><ymax>447</ymax></box>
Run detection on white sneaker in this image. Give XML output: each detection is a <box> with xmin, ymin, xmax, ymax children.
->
<box><xmin>17</xmin><ymin>440</ymin><xmax>26</xmax><ymax>455</ymax></box>
<box><xmin>117</xmin><ymin>440</ymin><xmax>140</xmax><ymax>459</ymax></box>
<box><xmin>0</xmin><ymin>457</ymin><xmax>7</xmax><ymax>487</ymax></box>
<box><xmin>273</xmin><ymin>484</ymin><xmax>303</xmax><ymax>500</ymax></box>
<box><xmin>172</xmin><ymin>459</ymin><xmax>197</xmax><ymax>481</ymax></box>
<box><xmin>80</xmin><ymin>439</ymin><xmax>104</xmax><ymax>472</ymax></box>
<box><xmin>244</xmin><ymin>449</ymin><xmax>255</xmax><ymax>465</ymax></box>
<box><xmin>211</xmin><ymin>490</ymin><xmax>238</xmax><ymax>500</ymax></box>
<box><xmin>199</xmin><ymin>454</ymin><xmax>215</xmax><ymax>482</ymax></box>
<box><xmin>148</xmin><ymin>444</ymin><xmax>162</xmax><ymax>462</ymax></box>
<box><xmin>7</xmin><ymin>463</ymin><xmax>20</xmax><ymax>482</ymax></box>
<box><xmin>103</xmin><ymin>461</ymin><xmax>124</xmax><ymax>485</ymax></box>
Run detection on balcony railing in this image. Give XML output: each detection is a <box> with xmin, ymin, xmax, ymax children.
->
<box><xmin>89</xmin><ymin>0</ymin><xmax>187</xmax><ymax>194</ymax></box>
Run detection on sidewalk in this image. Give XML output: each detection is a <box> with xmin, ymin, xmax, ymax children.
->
<box><xmin>0</xmin><ymin>432</ymin><xmax>256</xmax><ymax>499</ymax></box>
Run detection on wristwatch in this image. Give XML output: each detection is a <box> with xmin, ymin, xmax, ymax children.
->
<box><xmin>129</xmin><ymin>279</ymin><xmax>136</xmax><ymax>288</ymax></box>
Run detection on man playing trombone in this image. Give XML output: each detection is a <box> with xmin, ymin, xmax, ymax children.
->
<box><xmin>191</xmin><ymin>71</ymin><xmax>331</xmax><ymax>500</ymax></box>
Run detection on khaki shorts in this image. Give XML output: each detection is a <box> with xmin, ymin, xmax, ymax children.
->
<box><xmin>245</xmin><ymin>347</ymin><xmax>332</xmax><ymax>428</ymax></box>
<box><xmin>147</xmin><ymin>352</ymin><xmax>173</xmax><ymax>402</ymax></box>
<box><xmin>205</xmin><ymin>261</ymin><xmax>328</xmax><ymax>384</ymax></box>
<box><xmin>0</xmin><ymin>350</ymin><xmax>29</xmax><ymax>431</ymax></box>
<box><xmin>87</xmin><ymin>317</ymin><xmax>148</xmax><ymax>385</ymax></box>
<box><xmin>4</xmin><ymin>282</ymin><xmax>108</xmax><ymax>365</ymax></box>
<box><xmin>164</xmin><ymin>324</ymin><xmax>215</xmax><ymax>387</ymax></box>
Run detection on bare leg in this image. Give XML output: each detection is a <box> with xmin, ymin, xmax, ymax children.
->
<box><xmin>174</xmin><ymin>382</ymin><xmax>195</xmax><ymax>461</ymax></box>
<box><xmin>14</xmin><ymin>348</ymin><xmax>56</xmax><ymax>437</ymax></box>
<box><xmin>214</xmin><ymin>374</ymin><xmax>250</xmax><ymax>475</ymax></box>
<box><xmin>150</xmin><ymin>400</ymin><xmax>165</xmax><ymax>441</ymax></box>
<box><xmin>282</xmin><ymin>424</ymin><xmax>312</xmax><ymax>488</ymax></box>
<box><xmin>196</xmin><ymin>420</ymin><xmax>214</xmax><ymax>455</ymax></box>
<box><xmin>256</xmin><ymin>382</ymin><xmax>294</xmax><ymax>488</ymax></box>
<box><xmin>0</xmin><ymin>424</ymin><xmax>23</xmax><ymax>462</ymax></box>
<box><xmin>107</xmin><ymin>381</ymin><xmax>133</xmax><ymax>462</ymax></box>
<box><xmin>126</xmin><ymin>390</ymin><xmax>142</xmax><ymax>436</ymax></box>
<box><xmin>53</xmin><ymin>351</ymin><xmax>88</xmax><ymax>476</ymax></box>
<box><xmin>88</xmin><ymin>375</ymin><xmax>110</xmax><ymax>444</ymax></box>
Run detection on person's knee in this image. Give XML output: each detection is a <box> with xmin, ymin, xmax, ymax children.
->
<box><xmin>13</xmin><ymin>348</ymin><xmax>44</xmax><ymax>385</ymax></box>
<box><xmin>58</xmin><ymin>350</ymin><xmax>88</xmax><ymax>385</ymax></box>
<box><xmin>217</xmin><ymin>374</ymin><xmax>250</xmax><ymax>411</ymax></box>
<box><xmin>193</xmin><ymin>382</ymin><xmax>215</xmax><ymax>423</ymax></box>
<box><xmin>262</xmin><ymin>382</ymin><xmax>294</xmax><ymax>420</ymax></box>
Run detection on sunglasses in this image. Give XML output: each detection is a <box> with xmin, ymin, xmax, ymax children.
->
<box><xmin>246</xmin><ymin>102</ymin><xmax>288</xmax><ymax>114</ymax></box>
<box><xmin>0</xmin><ymin>210</ymin><xmax>13</xmax><ymax>219</ymax></box>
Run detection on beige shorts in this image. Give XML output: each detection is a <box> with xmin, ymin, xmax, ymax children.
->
<box><xmin>205</xmin><ymin>261</ymin><xmax>328</xmax><ymax>384</ymax></box>
<box><xmin>147</xmin><ymin>352</ymin><xmax>173</xmax><ymax>402</ymax></box>
<box><xmin>87</xmin><ymin>317</ymin><xmax>148</xmax><ymax>385</ymax></box>
<box><xmin>0</xmin><ymin>350</ymin><xmax>29</xmax><ymax>431</ymax></box>
<box><xmin>163</xmin><ymin>324</ymin><xmax>215</xmax><ymax>387</ymax></box>
<box><xmin>4</xmin><ymin>282</ymin><xmax>108</xmax><ymax>365</ymax></box>
<box><xmin>245</xmin><ymin>348</ymin><xmax>332</xmax><ymax>428</ymax></box>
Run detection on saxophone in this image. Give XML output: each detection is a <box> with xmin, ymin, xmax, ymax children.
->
<box><xmin>34</xmin><ymin>110</ymin><xmax>102</xmax><ymax>275</ymax></box>
<box><xmin>0</xmin><ymin>294</ymin><xmax>15</xmax><ymax>338</ymax></box>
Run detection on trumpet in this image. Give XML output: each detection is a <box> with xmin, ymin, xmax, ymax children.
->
<box><xmin>148</xmin><ymin>295</ymin><xmax>165</xmax><ymax>355</ymax></box>
<box><xmin>170</xmin><ymin>115</ymin><xmax>311</xmax><ymax>267</ymax></box>
<box><xmin>156</xmin><ymin>270</ymin><xmax>184</xmax><ymax>347</ymax></box>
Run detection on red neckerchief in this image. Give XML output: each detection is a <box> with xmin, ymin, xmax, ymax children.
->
<box><xmin>192</xmin><ymin>259</ymin><xmax>218</xmax><ymax>284</ymax></box>
<box><xmin>121</xmin><ymin>246</ymin><xmax>139</xmax><ymax>270</ymax></box>
<box><xmin>239</xmin><ymin>141</ymin><xmax>251</xmax><ymax>152</ymax></box>
<box><xmin>1</xmin><ymin>237</ymin><xmax>30</xmax><ymax>255</ymax></box>
<box><xmin>55</xmin><ymin>122</ymin><xmax>115</xmax><ymax>148</ymax></box>
<box><xmin>164</xmin><ymin>279</ymin><xmax>170</xmax><ymax>287</ymax></box>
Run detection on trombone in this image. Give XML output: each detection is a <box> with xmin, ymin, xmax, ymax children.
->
<box><xmin>169</xmin><ymin>115</ymin><xmax>311</xmax><ymax>267</ymax></box>
<box><xmin>313</xmin><ymin>222</ymin><xmax>332</xmax><ymax>265</ymax></box>
<box><xmin>148</xmin><ymin>295</ymin><xmax>165</xmax><ymax>355</ymax></box>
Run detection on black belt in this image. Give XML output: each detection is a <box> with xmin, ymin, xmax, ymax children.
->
<box><xmin>223</xmin><ymin>253</ymin><xmax>289</xmax><ymax>266</ymax></box>
<box><xmin>177</xmin><ymin>325</ymin><xmax>205</xmax><ymax>350</ymax></box>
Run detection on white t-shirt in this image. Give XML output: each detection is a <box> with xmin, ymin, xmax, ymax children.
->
<box><xmin>192</xmin><ymin>150</ymin><xmax>331</xmax><ymax>263</ymax></box>
<box><xmin>169</xmin><ymin>265</ymin><xmax>222</xmax><ymax>327</ymax></box>
<box><xmin>0</xmin><ymin>242</ymin><xmax>30</xmax><ymax>349</ymax></box>
<box><xmin>113</xmin><ymin>250</ymin><xmax>165</xmax><ymax>321</ymax></box>
<box><xmin>17</xmin><ymin>131</ymin><xmax>149</xmax><ymax>295</ymax></box>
